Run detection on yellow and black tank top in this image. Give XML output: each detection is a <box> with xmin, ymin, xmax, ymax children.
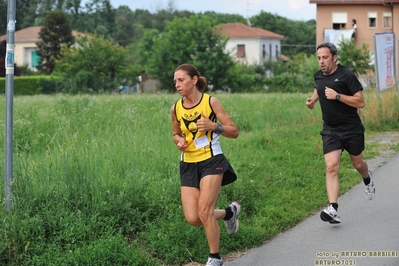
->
<box><xmin>174</xmin><ymin>93</ymin><xmax>223</xmax><ymax>163</ymax></box>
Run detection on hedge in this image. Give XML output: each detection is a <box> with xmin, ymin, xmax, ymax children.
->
<box><xmin>0</xmin><ymin>76</ymin><xmax>62</xmax><ymax>95</ymax></box>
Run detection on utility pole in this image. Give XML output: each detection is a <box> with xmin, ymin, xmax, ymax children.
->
<box><xmin>246</xmin><ymin>0</ymin><xmax>252</xmax><ymax>27</ymax></box>
<box><xmin>5</xmin><ymin>0</ymin><xmax>16</xmax><ymax>212</ymax></box>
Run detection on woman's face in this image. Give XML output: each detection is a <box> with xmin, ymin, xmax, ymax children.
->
<box><xmin>173</xmin><ymin>70</ymin><xmax>198</xmax><ymax>96</ymax></box>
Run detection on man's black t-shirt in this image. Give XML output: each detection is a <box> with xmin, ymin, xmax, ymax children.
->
<box><xmin>314</xmin><ymin>64</ymin><xmax>363</xmax><ymax>131</ymax></box>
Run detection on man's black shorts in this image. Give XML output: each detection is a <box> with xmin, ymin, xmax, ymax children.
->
<box><xmin>179</xmin><ymin>154</ymin><xmax>237</xmax><ymax>188</ymax></box>
<box><xmin>321</xmin><ymin>124</ymin><xmax>365</xmax><ymax>156</ymax></box>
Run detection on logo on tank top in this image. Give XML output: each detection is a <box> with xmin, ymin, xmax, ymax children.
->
<box><xmin>182</xmin><ymin>112</ymin><xmax>202</xmax><ymax>140</ymax></box>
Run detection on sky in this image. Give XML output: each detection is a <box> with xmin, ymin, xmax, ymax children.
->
<box><xmin>109</xmin><ymin>0</ymin><xmax>316</xmax><ymax>21</ymax></box>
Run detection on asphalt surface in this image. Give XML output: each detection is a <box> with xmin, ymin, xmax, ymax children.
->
<box><xmin>225</xmin><ymin>153</ymin><xmax>399</xmax><ymax>266</ymax></box>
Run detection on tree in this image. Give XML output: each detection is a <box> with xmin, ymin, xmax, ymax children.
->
<box><xmin>337</xmin><ymin>39</ymin><xmax>373</xmax><ymax>75</ymax></box>
<box><xmin>251</xmin><ymin>11</ymin><xmax>316</xmax><ymax>55</ymax></box>
<box><xmin>114</xmin><ymin>5</ymin><xmax>137</xmax><ymax>46</ymax></box>
<box><xmin>141</xmin><ymin>15</ymin><xmax>235</xmax><ymax>91</ymax></box>
<box><xmin>84</xmin><ymin>0</ymin><xmax>115</xmax><ymax>38</ymax></box>
<box><xmin>0</xmin><ymin>0</ymin><xmax>7</xmax><ymax>35</ymax></box>
<box><xmin>136</xmin><ymin>28</ymin><xmax>159</xmax><ymax>72</ymax></box>
<box><xmin>36</xmin><ymin>11</ymin><xmax>74</xmax><ymax>74</ymax></box>
<box><xmin>55</xmin><ymin>34</ymin><xmax>131</xmax><ymax>92</ymax></box>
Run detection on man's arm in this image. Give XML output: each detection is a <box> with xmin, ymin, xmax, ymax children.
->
<box><xmin>325</xmin><ymin>87</ymin><xmax>365</xmax><ymax>108</ymax></box>
<box><xmin>306</xmin><ymin>88</ymin><xmax>319</xmax><ymax>110</ymax></box>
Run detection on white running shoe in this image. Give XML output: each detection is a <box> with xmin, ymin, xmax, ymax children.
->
<box><xmin>320</xmin><ymin>204</ymin><xmax>341</xmax><ymax>224</ymax></box>
<box><xmin>224</xmin><ymin>201</ymin><xmax>241</xmax><ymax>235</ymax></box>
<box><xmin>206</xmin><ymin>257</ymin><xmax>223</xmax><ymax>266</ymax></box>
<box><xmin>364</xmin><ymin>172</ymin><xmax>375</xmax><ymax>200</ymax></box>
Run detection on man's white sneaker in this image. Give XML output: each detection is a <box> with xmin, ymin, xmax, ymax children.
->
<box><xmin>224</xmin><ymin>201</ymin><xmax>241</xmax><ymax>235</ymax></box>
<box><xmin>320</xmin><ymin>204</ymin><xmax>341</xmax><ymax>224</ymax></box>
<box><xmin>364</xmin><ymin>172</ymin><xmax>375</xmax><ymax>200</ymax></box>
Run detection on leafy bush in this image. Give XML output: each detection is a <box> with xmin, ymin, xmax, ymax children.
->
<box><xmin>337</xmin><ymin>39</ymin><xmax>373</xmax><ymax>75</ymax></box>
<box><xmin>225</xmin><ymin>63</ymin><xmax>266</xmax><ymax>93</ymax></box>
<box><xmin>263</xmin><ymin>54</ymin><xmax>318</xmax><ymax>92</ymax></box>
<box><xmin>0</xmin><ymin>76</ymin><xmax>63</xmax><ymax>95</ymax></box>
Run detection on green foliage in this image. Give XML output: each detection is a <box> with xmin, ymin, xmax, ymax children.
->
<box><xmin>141</xmin><ymin>15</ymin><xmax>235</xmax><ymax>91</ymax></box>
<box><xmin>263</xmin><ymin>53</ymin><xmax>319</xmax><ymax>92</ymax></box>
<box><xmin>337</xmin><ymin>39</ymin><xmax>374</xmax><ymax>75</ymax></box>
<box><xmin>202</xmin><ymin>11</ymin><xmax>246</xmax><ymax>25</ymax></box>
<box><xmin>0</xmin><ymin>1</ymin><xmax>6</xmax><ymax>34</ymax></box>
<box><xmin>0</xmin><ymin>76</ymin><xmax>63</xmax><ymax>95</ymax></box>
<box><xmin>251</xmin><ymin>11</ymin><xmax>316</xmax><ymax>55</ymax></box>
<box><xmin>36</xmin><ymin>11</ymin><xmax>75</xmax><ymax>75</ymax></box>
<box><xmin>227</xmin><ymin>63</ymin><xmax>267</xmax><ymax>92</ymax></box>
<box><xmin>84</xmin><ymin>0</ymin><xmax>116</xmax><ymax>38</ymax></box>
<box><xmin>114</xmin><ymin>6</ymin><xmax>139</xmax><ymax>46</ymax></box>
<box><xmin>55</xmin><ymin>34</ymin><xmax>133</xmax><ymax>93</ymax></box>
<box><xmin>136</xmin><ymin>29</ymin><xmax>160</xmax><ymax>73</ymax></box>
<box><xmin>1</xmin><ymin>1</ymin><xmax>313</xmax><ymax>57</ymax></box>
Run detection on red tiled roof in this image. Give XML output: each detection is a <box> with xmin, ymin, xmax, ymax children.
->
<box><xmin>0</xmin><ymin>26</ymin><xmax>84</xmax><ymax>42</ymax></box>
<box><xmin>310</xmin><ymin>0</ymin><xmax>399</xmax><ymax>4</ymax></box>
<box><xmin>216</xmin><ymin>23</ymin><xmax>284</xmax><ymax>39</ymax></box>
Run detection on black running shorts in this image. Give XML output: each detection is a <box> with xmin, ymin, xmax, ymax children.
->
<box><xmin>321</xmin><ymin>124</ymin><xmax>365</xmax><ymax>156</ymax></box>
<box><xmin>179</xmin><ymin>154</ymin><xmax>237</xmax><ymax>188</ymax></box>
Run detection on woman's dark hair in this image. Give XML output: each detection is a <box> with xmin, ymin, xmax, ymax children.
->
<box><xmin>175</xmin><ymin>64</ymin><xmax>207</xmax><ymax>91</ymax></box>
<box><xmin>316</xmin><ymin>42</ymin><xmax>338</xmax><ymax>57</ymax></box>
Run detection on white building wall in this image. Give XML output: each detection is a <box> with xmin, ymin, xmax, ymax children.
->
<box><xmin>14</xmin><ymin>41</ymin><xmax>37</xmax><ymax>67</ymax></box>
<box><xmin>225</xmin><ymin>37</ymin><xmax>282</xmax><ymax>65</ymax></box>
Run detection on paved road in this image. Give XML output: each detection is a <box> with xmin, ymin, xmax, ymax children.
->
<box><xmin>226</xmin><ymin>153</ymin><xmax>399</xmax><ymax>266</ymax></box>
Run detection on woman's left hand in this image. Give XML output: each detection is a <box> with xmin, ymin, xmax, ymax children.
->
<box><xmin>196</xmin><ymin>113</ymin><xmax>216</xmax><ymax>132</ymax></box>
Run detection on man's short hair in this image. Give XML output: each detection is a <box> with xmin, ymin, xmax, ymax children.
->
<box><xmin>316</xmin><ymin>42</ymin><xmax>338</xmax><ymax>57</ymax></box>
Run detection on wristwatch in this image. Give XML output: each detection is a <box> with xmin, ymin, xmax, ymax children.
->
<box><xmin>215</xmin><ymin>124</ymin><xmax>224</xmax><ymax>135</ymax></box>
<box><xmin>335</xmin><ymin>93</ymin><xmax>341</xmax><ymax>101</ymax></box>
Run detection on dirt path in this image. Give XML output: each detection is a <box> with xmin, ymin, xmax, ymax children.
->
<box><xmin>364</xmin><ymin>131</ymin><xmax>399</xmax><ymax>172</ymax></box>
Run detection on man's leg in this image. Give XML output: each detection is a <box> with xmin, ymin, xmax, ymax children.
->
<box><xmin>324</xmin><ymin>150</ymin><xmax>342</xmax><ymax>203</ymax></box>
<box><xmin>349</xmin><ymin>153</ymin><xmax>369</xmax><ymax>178</ymax></box>
<box><xmin>349</xmin><ymin>153</ymin><xmax>375</xmax><ymax>200</ymax></box>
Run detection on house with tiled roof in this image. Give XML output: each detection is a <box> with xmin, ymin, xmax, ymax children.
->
<box><xmin>216</xmin><ymin>23</ymin><xmax>286</xmax><ymax>65</ymax></box>
<box><xmin>0</xmin><ymin>26</ymin><xmax>83</xmax><ymax>70</ymax></box>
<box><xmin>309</xmin><ymin>0</ymin><xmax>399</xmax><ymax>52</ymax></box>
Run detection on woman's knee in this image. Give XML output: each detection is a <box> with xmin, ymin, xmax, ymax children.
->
<box><xmin>185</xmin><ymin>213</ymin><xmax>202</xmax><ymax>226</ymax></box>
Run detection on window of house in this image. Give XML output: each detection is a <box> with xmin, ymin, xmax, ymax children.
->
<box><xmin>275</xmin><ymin>45</ymin><xmax>279</xmax><ymax>59</ymax></box>
<box><xmin>383</xmin><ymin>12</ymin><xmax>392</xmax><ymax>28</ymax></box>
<box><xmin>269</xmin><ymin>44</ymin><xmax>272</xmax><ymax>60</ymax></box>
<box><xmin>332</xmin><ymin>12</ymin><xmax>347</xmax><ymax>29</ymax></box>
<box><xmin>31</xmin><ymin>51</ymin><xmax>40</xmax><ymax>67</ymax></box>
<box><xmin>368</xmin><ymin>12</ymin><xmax>377</xmax><ymax>28</ymax></box>
<box><xmin>263</xmin><ymin>44</ymin><xmax>266</xmax><ymax>58</ymax></box>
<box><xmin>237</xmin><ymin>45</ymin><xmax>245</xmax><ymax>58</ymax></box>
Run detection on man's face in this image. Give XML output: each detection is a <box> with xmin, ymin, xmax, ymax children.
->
<box><xmin>317</xmin><ymin>47</ymin><xmax>337</xmax><ymax>75</ymax></box>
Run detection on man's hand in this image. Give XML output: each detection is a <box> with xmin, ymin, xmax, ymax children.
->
<box><xmin>306</xmin><ymin>98</ymin><xmax>315</xmax><ymax>109</ymax></box>
<box><xmin>325</xmin><ymin>87</ymin><xmax>338</xmax><ymax>100</ymax></box>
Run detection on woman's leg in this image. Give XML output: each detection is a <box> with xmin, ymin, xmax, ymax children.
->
<box><xmin>198</xmin><ymin>174</ymin><xmax>223</xmax><ymax>254</ymax></box>
<box><xmin>181</xmin><ymin>186</ymin><xmax>202</xmax><ymax>226</ymax></box>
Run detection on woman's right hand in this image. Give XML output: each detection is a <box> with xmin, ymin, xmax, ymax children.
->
<box><xmin>176</xmin><ymin>137</ymin><xmax>187</xmax><ymax>153</ymax></box>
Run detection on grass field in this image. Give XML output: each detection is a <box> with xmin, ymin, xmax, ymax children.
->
<box><xmin>0</xmin><ymin>90</ymin><xmax>398</xmax><ymax>265</ymax></box>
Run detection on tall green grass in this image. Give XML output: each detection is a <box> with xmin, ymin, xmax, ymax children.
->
<box><xmin>0</xmin><ymin>90</ymin><xmax>398</xmax><ymax>265</ymax></box>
